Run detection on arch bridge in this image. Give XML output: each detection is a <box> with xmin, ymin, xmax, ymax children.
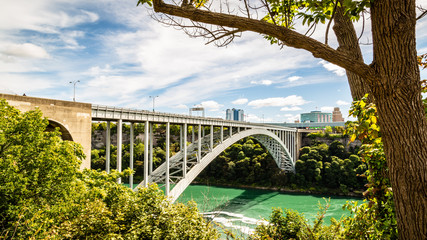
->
<box><xmin>0</xmin><ymin>93</ymin><xmax>300</xmax><ymax>202</ymax></box>
<box><xmin>92</xmin><ymin>105</ymin><xmax>299</xmax><ymax>202</ymax></box>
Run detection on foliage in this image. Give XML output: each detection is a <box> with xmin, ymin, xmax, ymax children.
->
<box><xmin>306</xmin><ymin>129</ymin><xmax>345</xmax><ymax>140</ymax></box>
<box><xmin>251</xmin><ymin>199</ymin><xmax>343</xmax><ymax>240</ymax></box>
<box><xmin>341</xmin><ymin>95</ymin><xmax>398</xmax><ymax>239</ymax></box>
<box><xmin>251</xmin><ymin>208</ymin><xmax>306</xmax><ymax>239</ymax></box>
<box><xmin>0</xmin><ymin>99</ymin><xmax>218</xmax><ymax>239</ymax></box>
<box><xmin>197</xmin><ymin>138</ymin><xmax>282</xmax><ymax>186</ymax></box>
<box><xmin>421</xmin><ymin>79</ymin><xmax>427</xmax><ymax>116</ymax></box>
<box><xmin>294</xmin><ymin>140</ymin><xmax>365</xmax><ymax>191</ymax></box>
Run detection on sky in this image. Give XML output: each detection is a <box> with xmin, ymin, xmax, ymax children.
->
<box><xmin>1</xmin><ymin>0</ymin><xmax>426</xmax><ymax>123</ymax></box>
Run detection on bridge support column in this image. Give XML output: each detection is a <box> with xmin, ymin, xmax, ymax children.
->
<box><xmin>198</xmin><ymin>124</ymin><xmax>201</xmax><ymax>163</ymax></box>
<box><xmin>106</xmin><ymin>121</ymin><xmax>111</xmax><ymax>173</ymax></box>
<box><xmin>230</xmin><ymin>126</ymin><xmax>232</xmax><ymax>137</ymax></box>
<box><xmin>210</xmin><ymin>125</ymin><xmax>213</xmax><ymax>151</ymax></box>
<box><xmin>202</xmin><ymin>125</ymin><xmax>205</xmax><ymax>137</ymax></box>
<box><xmin>290</xmin><ymin>132</ymin><xmax>295</xmax><ymax>161</ymax></box>
<box><xmin>180</xmin><ymin>125</ymin><xmax>183</xmax><ymax>151</ymax></box>
<box><xmin>149</xmin><ymin>123</ymin><xmax>153</xmax><ymax>174</ymax></box>
<box><xmin>192</xmin><ymin>125</ymin><xmax>195</xmax><ymax>143</ymax></box>
<box><xmin>117</xmin><ymin>119</ymin><xmax>123</xmax><ymax>184</ymax></box>
<box><xmin>294</xmin><ymin>132</ymin><xmax>298</xmax><ymax>162</ymax></box>
<box><xmin>130</xmin><ymin>123</ymin><xmax>134</xmax><ymax>189</ymax></box>
<box><xmin>296</xmin><ymin>130</ymin><xmax>302</xmax><ymax>163</ymax></box>
<box><xmin>166</xmin><ymin>122</ymin><xmax>170</xmax><ymax>196</ymax></box>
<box><xmin>144</xmin><ymin>121</ymin><xmax>149</xmax><ymax>187</ymax></box>
<box><xmin>220</xmin><ymin>126</ymin><xmax>223</xmax><ymax>143</ymax></box>
<box><xmin>183</xmin><ymin>123</ymin><xmax>187</xmax><ymax>178</ymax></box>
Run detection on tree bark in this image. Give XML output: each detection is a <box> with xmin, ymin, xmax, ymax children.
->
<box><xmin>333</xmin><ymin>3</ymin><xmax>371</xmax><ymax>101</ymax></box>
<box><xmin>370</xmin><ymin>0</ymin><xmax>427</xmax><ymax>238</ymax></box>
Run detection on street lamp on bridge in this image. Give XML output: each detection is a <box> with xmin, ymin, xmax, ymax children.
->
<box><xmin>69</xmin><ymin>80</ymin><xmax>80</xmax><ymax>102</ymax></box>
<box><xmin>149</xmin><ymin>95</ymin><xmax>159</xmax><ymax>112</ymax></box>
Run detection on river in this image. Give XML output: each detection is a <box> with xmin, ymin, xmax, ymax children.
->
<box><xmin>177</xmin><ymin>184</ymin><xmax>361</xmax><ymax>237</ymax></box>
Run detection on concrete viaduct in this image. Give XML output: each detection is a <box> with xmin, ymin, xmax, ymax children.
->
<box><xmin>1</xmin><ymin>94</ymin><xmax>301</xmax><ymax>201</ymax></box>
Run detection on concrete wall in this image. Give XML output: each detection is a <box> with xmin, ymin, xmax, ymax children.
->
<box><xmin>1</xmin><ymin>94</ymin><xmax>92</xmax><ymax>169</ymax></box>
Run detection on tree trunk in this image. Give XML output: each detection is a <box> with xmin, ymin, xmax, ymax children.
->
<box><xmin>371</xmin><ymin>1</ymin><xmax>427</xmax><ymax>238</ymax></box>
<box><xmin>333</xmin><ymin>3</ymin><xmax>371</xmax><ymax>101</ymax></box>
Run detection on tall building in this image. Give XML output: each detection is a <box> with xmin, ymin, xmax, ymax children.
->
<box><xmin>300</xmin><ymin>110</ymin><xmax>332</xmax><ymax>123</ymax></box>
<box><xmin>226</xmin><ymin>109</ymin><xmax>233</xmax><ymax>120</ymax></box>
<box><xmin>226</xmin><ymin>108</ymin><xmax>244</xmax><ymax>121</ymax></box>
<box><xmin>332</xmin><ymin>107</ymin><xmax>345</xmax><ymax>122</ymax></box>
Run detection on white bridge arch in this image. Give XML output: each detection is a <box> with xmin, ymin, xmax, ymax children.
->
<box><xmin>91</xmin><ymin>105</ymin><xmax>299</xmax><ymax>202</ymax></box>
<box><xmin>143</xmin><ymin>129</ymin><xmax>295</xmax><ymax>202</ymax></box>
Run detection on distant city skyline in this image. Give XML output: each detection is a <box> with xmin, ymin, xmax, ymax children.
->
<box><xmin>0</xmin><ymin>1</ymin><xmax>426</xmax><ymax>123</ymax></box>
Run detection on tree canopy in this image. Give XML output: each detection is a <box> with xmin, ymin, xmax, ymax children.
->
<box><xmin>0</xmin><ymin>99</ymin><xmax>218</xmax><ymax>239</ymax></box>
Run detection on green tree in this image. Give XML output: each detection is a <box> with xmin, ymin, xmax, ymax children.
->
<box><xmin>0</xmin><ymin>99</ymin><xmax>218</xmax><ymax>239</ymax></box>
<box><xmin>137</xmin><ymin>0</ymin><xmax>427</xmax><ymax>237</ymax></box>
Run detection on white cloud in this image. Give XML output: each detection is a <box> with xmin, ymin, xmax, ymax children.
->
<box><xmin>319</xmin><ymin>60</ymin><xmax>346</xmax><ymax>76</ymax></box>
<box><xmin>60</xmin><ymin>31</ymin><xmax>85</xmax><ymax>49</ymax></box>
<box><xmin>86</xmin><ymin>64</ymin><xmax>114</xmax><ymax>76</ymax></box>
<box><xmin>321</xmin><ymin>106</ymin><xmax>334</xmax><ymax>112</ymax></box>
<box><xmin>232</xmin><ymin>98</ymin><xmax>248</xmax><ymax>105</ymax></box>
<box><xmin>287</xmin><ymin>76</ymin><xmax>301</xmax><ymax>82</ymax></box>
<box><xmin>336</xmin><ymin>100</ymin><xmax>350</xmax><ymax>106</ymax></box>
<box><xmin>0</xmin><ymin>2</ymin><xmax>99</xmax><ymax>32</ymax></box>
<box><xmin>250</xmin><ymin>79</ymin><xmax>273</xmax><ymax>86</ymax></box>
<box><xmin>248</xmin><ymin>95</ymin><xmax>308</xmax><ymax>108</ymax></box>
<box><xmin>0</xmin><ymin>43</ymin><xmax>50</xmax><ymax>59</ymax></box>
<box><xmin>245</xmin><ymin>113</ymin><xmax>273</xmax><ymax>123</ymax></box>
<box><xmin>173</xmin><ymin>104</ymin><xmax>188</xmax><ymax>109</ymax></box>
<box><xmin>199</xmin><ymin>100</ymin><xmax>223</xmax><ymax>111</ymax></box>
<box><xmin>280</xmin><ymin>106</ymin><xmax>302</xmax><ymax>111</ymax></box>
<box><xmin>283</xmin><ymin>114</ymin><xmax>300</xmax><ymax>123</ymax></box>
<box><xmin>0</xmin><ymin>73</ymin><xmax>55</xmax><ymax>94</ymax></box>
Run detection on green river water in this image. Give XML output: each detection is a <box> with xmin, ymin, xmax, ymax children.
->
<box><xmin>177</xmin><ymin>184</ymin><xmax>361</xmax><ymax>236</ymax></box>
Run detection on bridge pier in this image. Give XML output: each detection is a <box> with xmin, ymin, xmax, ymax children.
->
<box><xmin>210</xmin><ymin>125</ymin><xmax>213</xmax><ymax>151</ymax></box>
<box><xmin>129</xmin><ymin>123</ymin><xmax>134</xmax><ymax>188</ymax></box>
<box><xmin>106</xmin><ymin>121</ymin><xmax>111</xmax><ymax>173</ymax></box>
<box><xmin>144</xmin><ymin>121</ymin><xmax>149</xmax><ymax>187</ymax></box>
<box><xmin>149</xmin><ymin>123</ymin><xmax>154</xmax><ymax>174</ymax></box>
<box><xmin>198</xmin><ymin>124</ymin><xmax>201</xmax><ymax>163</ymax></box>
<box><xmin>117</xmin><ymin>119</ymin><xmax>122</xmax><ymax>183</ymax></box>
<box><xmin>183</xmin><ymin>123</ymin><xmax>187</xmax><ymax>178</ymax></box>
<box><xmin>165</xmin><ymin>122</ymin><xmax>170</xmax><ymax>196</ymax></box>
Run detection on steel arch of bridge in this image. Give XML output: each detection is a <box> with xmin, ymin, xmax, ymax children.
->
<box><xmin>134</xmin><ymin>128</ymin><xmax>296</xmax><ymax>202</ymax></box>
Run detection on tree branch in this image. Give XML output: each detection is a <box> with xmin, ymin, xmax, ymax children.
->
<box><xmin>417</xmin><ymin>10</ymin><xmax>427</xmax><ymax>20</ymax></box>
<box><xmin>152</xmin><ymin>0</ymin><xmax>377</xmax><ymax>82</ymax></box>
<box><xmin>325</xmin><ymin>0</ymin><xmax>338</xmax><ymax>45</ymax></box>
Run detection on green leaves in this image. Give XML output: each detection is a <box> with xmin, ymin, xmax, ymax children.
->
<box><xmin>0</xmin><ymin>99</ymin><xmax>218</xmax><ymax>239</ymax></box>
<box><xmin>346</xmin><ymin>94</ymin><xmax>380</xmax><ymax>144</ymax></box>
<box><xmin>137</xmin><ymin>0</ymin><xmax>153</xmax><ymax>7</ymax></box>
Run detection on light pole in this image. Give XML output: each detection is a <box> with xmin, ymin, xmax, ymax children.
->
<box><xmin>149</xmin><ymin>95</ymin><xmax>159</xmax><ymax>112</ymax></box>
<box><xmin>69</xmin><ymin>80</ymin><xmax>80</xmax><ymax>102</ymax></box>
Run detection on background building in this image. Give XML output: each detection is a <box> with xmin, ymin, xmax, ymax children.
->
<box><xmin>226</xmin><ymin>108</ymin><xmax>244</xmax><ymax>121</ymax></box>
<box><xmin>332</xmin><ymin>107</ymin><xmax>345</xmax><ymax>122</ymax></box>
<box><xmin>301</xmin><ymin>110</ymin><xmax>332</xmax><ymax>123</ymax></box>
<box><xmin>226</xmin><ymin>109</ymin><xmax>232</xmax><ymax>120</ymax></box>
